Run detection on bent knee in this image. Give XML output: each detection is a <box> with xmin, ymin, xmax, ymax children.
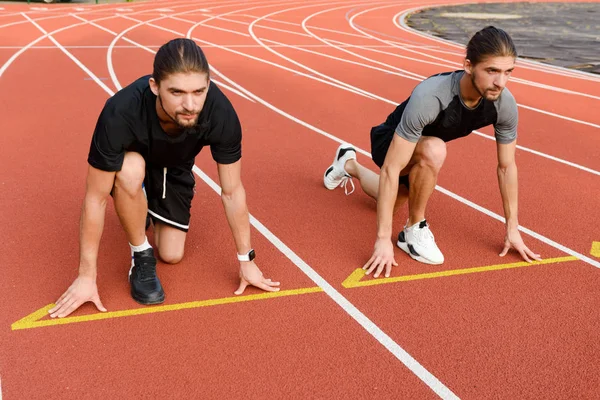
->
<box><xmin>158</xmin><ymin>247</ymin><xmax>184</xmax><ymax>264</ymax></box>
<box><xmin>115</xmin><ymin>152</ymin><xmax>145</xmax><ymax>196</ymax></box>
<box><xmin>418</xmin><ymin>138</ymin><xmax>446</xmax><ymax>169</ymax></box>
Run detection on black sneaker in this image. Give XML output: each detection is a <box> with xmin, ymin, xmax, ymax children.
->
<box><xmin>129</xmin><ymin>248</ymin><xmax>165</xmax><ymax>305</ymax></box>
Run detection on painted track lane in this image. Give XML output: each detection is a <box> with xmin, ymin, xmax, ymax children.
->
<box><xmin>1</xmin><ymin>0</ymin><xmax>599</xmax><ymax>399</ymax></box>
<box><xmin>1</xmin><ymin>1</ymin><xmax>454</xmax><ymax>399</ymax></box>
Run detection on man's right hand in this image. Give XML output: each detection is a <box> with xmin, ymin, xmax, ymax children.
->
<box><xmin>363</xmin><ymin>238</ymin><xmax>398</xmax><ymax>278</ymax></box>
<box><xmin>48</xmin><ymin>275</ymin><xmax>107</xmax><ymax>318</ymax></box>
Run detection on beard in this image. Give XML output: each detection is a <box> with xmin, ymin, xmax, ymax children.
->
<box><xmin>158</xmin><ymin>95</ymin><xmax>200</xmax><ymax>129</ymax></box>
<box><xmin>470</xmin><ymin>71</ymin><xmax>503</xmax><ymax>101</ymax></box>
<box><xmin>174</xmin><ymin>112</ymin><xmax>199</xmax><ymax>128</ymax></box>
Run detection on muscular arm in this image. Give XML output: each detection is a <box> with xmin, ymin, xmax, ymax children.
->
<box><xmin>217</xmin><ymin>160</ymin><xmax>251</xmax><ymax>255</ymax></box>
<box><xmin>78</xmin><ymin>165</ymin><xmax>117</xmax><ymax>278</ymax></box>
<box><xmin>496</xmin><ymin>140</ymin><xmax>518</xmax><ymax>229</ymax></box>
<box><xmin>217</xmin><ymin>160</ymin><xmax>280</xmax><ymax>294</ymax></box>
<box><xmin>363</xmin><ymin>135</ymin><xmax>417</xmax><ymax>278</ymax></box>
<box><xmin>377</xmin><ymin>135</ymin><xmax>417</xmax><ymax>239</ymax></box>
<box><xmin>496</xmin><ymin>140</ymin><xmax>541</xmax><ymax>262</ymax></box>
<box><xmin>48</xmin><ymin>165</ymin><xmax>114</xmax><ymax>318</ymax></box>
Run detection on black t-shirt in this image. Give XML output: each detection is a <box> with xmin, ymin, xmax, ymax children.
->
<box><xmin>88</xmin><ymin>75</ymin><xmax>242</xmax><ymax>171</ymax></box>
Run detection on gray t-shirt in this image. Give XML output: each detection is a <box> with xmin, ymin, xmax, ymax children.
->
<box><xmin>394</xmin><ymin>70</ymin><xmax>518</xmax><ymax>144</ymax></box>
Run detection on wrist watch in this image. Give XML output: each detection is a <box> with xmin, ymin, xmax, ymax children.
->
<box><xmin>237</xmin><ymin>249</ymin><xmax>256</xmax><ymax>262</ymax></box>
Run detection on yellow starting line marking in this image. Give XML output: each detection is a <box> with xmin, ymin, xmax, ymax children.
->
<box><xmin>12</xmin><ymin>287</ymin><xmax>323</xmax><ymax>331</ymax></box>
<box><xmin>591</xmin><ymin>242</ymin><xmax>600</xmax><ymax>258</ymax></box>
<box><xmin>342</xmin><ymin>256</ymin><xmax>579</xmax><ymax>288</ymax></box>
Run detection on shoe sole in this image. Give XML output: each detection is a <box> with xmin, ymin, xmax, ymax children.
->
<box><xmin>131</xmin><ymin>290</ymin><xmax>165</xmax><ymax>305</ymax></box>
<box><xmin>396</xmin><ymin>240</ymin><xmax>444</xmax><ymax>265</ymax></box>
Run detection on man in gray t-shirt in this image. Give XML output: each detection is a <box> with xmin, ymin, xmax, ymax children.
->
<box><xmin>323</xmin><ymin>26</ymin><xmax>541</xmax><ymax>278</ymax></box>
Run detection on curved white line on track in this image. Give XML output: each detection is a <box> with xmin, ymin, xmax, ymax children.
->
<box><xmin>248</xmin><ymin>1</ymin><xmax>390</xmax><ymax>100</ymax></box>
<box><xmin>110</xmin><ymin>0</ymin><xmax>380</xmax><ymax>100</ymax></box>
<box><xmin>0</xmin><ymin>0</ymin><xmax>246</xmax><ymax>79</ymax></box>
<box><xmin>301</xmin><ymin>4</ymin><xmax>600</xmax><ymax>102</ymax></box>
<box><xmin>71</xmin><ymin>12</ymin><xmax>254</xmax><ymax>103</ymax></box>
<box><xmin>302</xmin><ymin>2</ymin><xmax>427</xmax><ymax>79</ymax></box>
<box><xmin>105</xmin><ymin>0</ymin><xmax>295</xmax><ymax>90</ymax></box>
<box><xmin>116</xmin><ymin>16</ymin><xmax>380</xmax><ymax>99</ymax></box>
<box><xmin>241</xmin><ymin>3</ymin><xmax>600</xmax><ymax>175</ymax></box>
<box><xmin>346</xmin><ymin>4</ymin><xmax>600</xmax><ymax>108</ymax></box>
<box><xmin>394</xmin><ymin>5</ymin><xmax>600</xmax><ymax>83</ymax></box>
<box><xmin>0</xmin><ymin>0</ymin><xmax>239</xmax><ymax>30</ymax></box>
<box><xmin>23</xmin><ymin>13</ymin><xmax>114</xmax><ymax>95</ymax></box>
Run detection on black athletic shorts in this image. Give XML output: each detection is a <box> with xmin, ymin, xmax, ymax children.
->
<box><xmin>370</xmin><ymin>122</ymin><xmax>410</xmax><ymax>190</ymax></box>
<box><xmin>143</xmin><ymin>164</ymin><xmax>196</xmax><ymax>232</ymax></box>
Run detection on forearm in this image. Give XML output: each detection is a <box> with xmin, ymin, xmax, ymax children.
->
<box><xmin>497</xmin><ymin>162</ymin><xmax>519</xmax><ymax>230</ymax></box>
<box><xmin>376</xmin><ymin>166</ymin><xmax>401</xmax><ymax>239</ymax></box>
<box><xmin>221</xmin><ymin>184</ymin><xmax>251</xmax><ymax>254</ymax></box>
<box><xmin>78</xmin><ymin>195</ymin><xmax>108</xmax><ymax>279</ymax></box>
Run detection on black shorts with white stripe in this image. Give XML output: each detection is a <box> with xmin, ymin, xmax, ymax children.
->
<box><xmin>143</xmin><ymin>164</ymin><xmax>196</xmax><ymax>232</ymax></box>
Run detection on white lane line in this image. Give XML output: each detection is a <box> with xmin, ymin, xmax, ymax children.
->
<box><xmin>230</xmin><ymin>4</ymin><xmax>600</xmax><ymax>176</ymax></box>
<box><xmin>22</xmin><ymin>13</ymin><xmax>114</xmax><ymax>95</ymax></box>
<box><xmin>193</xmin><ymin>166</ymin><xmax>461</xmax><ymax>400</ymax></box>
<box><xmin>74</xmin><ymin>13</ymin><xmax>256</xmax><ymax>103</ymax></box>
<box><xmin>346</xmin><ymin>5</ymin><xmax>600</xmax><ymax>126</ymax></box>
<box><xmin>133</xmin><ymin>14</ymin><xmax>377</xmax><ymax>99</ymax></box>
<box><xmin>394</xmin><ymin>5</ymin><xmax>600</xmax><ymax>83</ymax></box>
<box><xmin>158</xmin><ymin>9</ymin><xmax>600</xmax><ymax>177</ymax></box>
<box><xmin>0</xmin><ymin>1</ymin><xmax>210</xmax><ymax>76</ymax></box>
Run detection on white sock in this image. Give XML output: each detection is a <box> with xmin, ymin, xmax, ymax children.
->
<box><xmin>130</xmin><ymin>237</ymin><xmax>152</xmax><ymax>266</ymax></box>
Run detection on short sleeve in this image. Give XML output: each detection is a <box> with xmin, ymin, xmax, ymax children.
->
<box><xmin>209</xmin><ymin>104</ymin><xmax>242</xmax><ymax>165</ymax></box>
<box><xmin>395</xmin><ymin>84</ymin><xmax>441</xmax><ymax>143</ymax></box>
<box><xmin>494</xmin><ymin>89</ymin><xmax>518</xmax><ymax>144</ymax></box>
<box><xmin>87</xmin><ymin>101</ymin><xmax>136</xmax><ymax>172</ymax></box>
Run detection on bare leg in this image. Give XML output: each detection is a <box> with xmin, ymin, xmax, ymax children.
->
<box><xmin>344</xmin><ymin>159</ymin><xmax>379</xmax><ymax>199</ymax></box>
<box><xmin>344</xmin><ymin>136</ymin><xmax>446</xmax><ymax>219</ymax></box>
<box><xmin>154</xmin><ymin>222</ymin><xmax>187</xmax><ymax>264</ymax></box>
<box><xmin>344</xmin><ymin>159</ymin><xmax>410</xmax><ymax>213</ymax></box>
<box><xmin>406</xmin><ymin>137</ymin><xmax>447</xmax><ymax>226</ymax></box>
<box><xmin>112</xmin><ymin>152</ymin><xmax>147</xmax><ymax>247</ymax></box>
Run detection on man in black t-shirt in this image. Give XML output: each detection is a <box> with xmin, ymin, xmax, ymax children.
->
<box><xmin>49</xmin><ymin>39</ymin><xmax>279</xmax><ymax>318</ymax></box>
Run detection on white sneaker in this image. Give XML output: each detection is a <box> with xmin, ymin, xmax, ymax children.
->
<box><xmin>323</xmin><ymin>143</ymin><xmax>356</xmax><ymax>195</ymax></box>
<box><xmin>396</xmin><ymin>220</ymin><xmax>444</xmax><ymax>265</ymax></box>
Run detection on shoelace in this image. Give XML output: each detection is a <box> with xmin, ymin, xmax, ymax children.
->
<box><xmin>136</xmin><ymin>256</ymin><xmax>157</xmax><ymax>281</ymax></box>
<box><xmin>340</xmin><ymin>175</ymin><xmax>355</xmax><ymax>195</ymax></box>
<box><xmin>414</xmin><ymin>225</ymin><xmax>435</xmax><ymax>248</ymax></box>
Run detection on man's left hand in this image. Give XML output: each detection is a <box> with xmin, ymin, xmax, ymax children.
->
<box><xmin>234</xmin><ymin>261</ymin><xmax>280</xmax><ymax>295</ymax></box>
<box><xmin>500</xmin><ymin>228</ymin><xmax>542</xmax><ymax>262</ymax></box>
